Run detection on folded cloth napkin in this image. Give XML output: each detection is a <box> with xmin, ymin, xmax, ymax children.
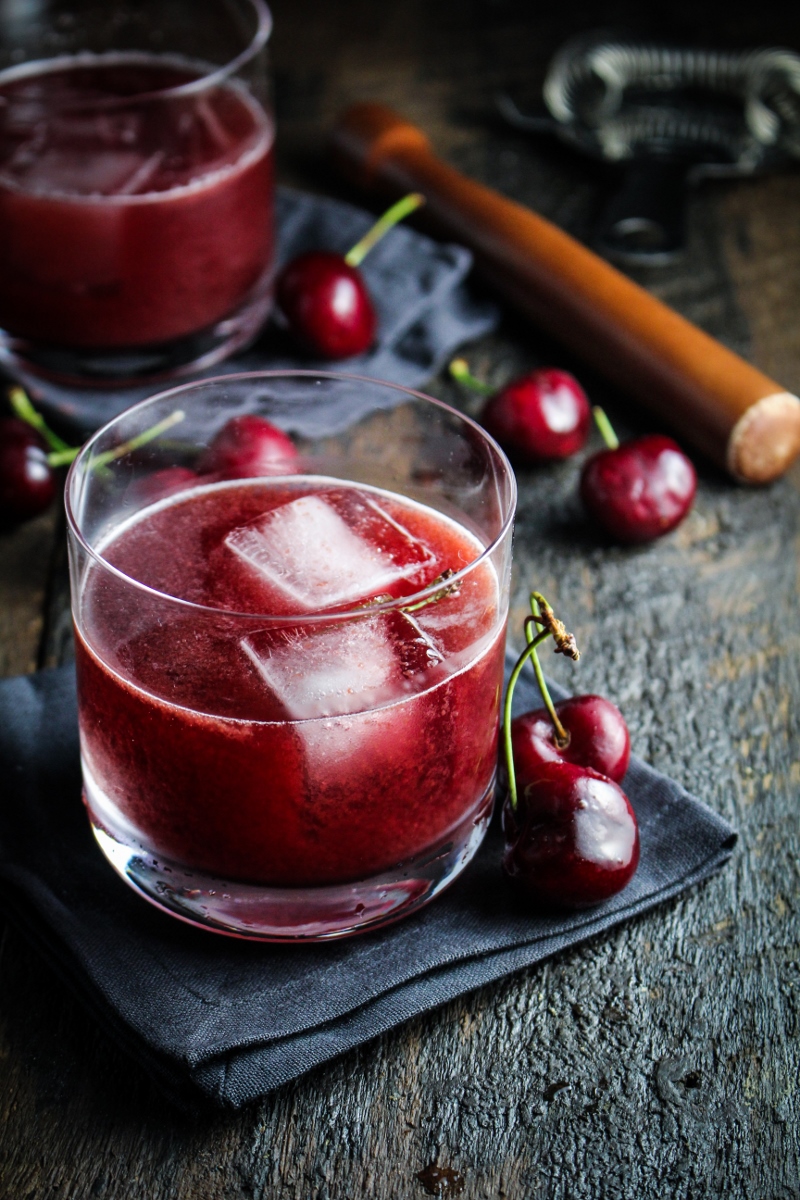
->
<box><xmin>13</xmin><ymin>186</ymin><xmax>499</xmax><ymax>439</ymax></box>
<box><xmin>0</xmin><ymin>652</ymin><xmax>736</xmax><ymax>1110</ymax></box>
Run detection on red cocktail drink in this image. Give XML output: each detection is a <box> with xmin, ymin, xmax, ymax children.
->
<box><xmin>76</xmin><ymin>479</ymin><xmax>504</xmax><ymax>888</ymax></box>
<box><xmin>66</xmin><ymin>373</ymin><xmax>515</xmax><ymax>939</ymax></box>
<box><xmin>0</xmin><ymin>0</ymin><xmax>274</xmax><ymax>382</ymax></box>
<box><xmin>0</xmin><ymin>58</ymin><xmax>273</xmax><ymax>351</ymax></box>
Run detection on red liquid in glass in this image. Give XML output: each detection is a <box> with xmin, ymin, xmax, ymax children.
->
<box><xmin>0</xmin><ymin>56</ymin><xmax>273</xmax><ymax>348</ymax></box>
<box><xmin>75</xmin><ymin>479</ymin><xmax>505</xmax><ymax>887</ymax></box>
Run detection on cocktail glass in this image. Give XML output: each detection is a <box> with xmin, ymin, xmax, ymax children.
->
<box><xmin>66</xmin><ymin>372</ymin><xmax>516</xmax><ymax>939</ymax></box>
<box><xmin>0</xmin><ymin>0</ymin><xmax>273</xmax><ymax>384</ymax></box>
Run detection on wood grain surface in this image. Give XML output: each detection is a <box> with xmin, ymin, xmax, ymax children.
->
<box><xmin>1</xmin><ymin>2</ymin><xmax>799</xmax><ymax>1197</ymax></box>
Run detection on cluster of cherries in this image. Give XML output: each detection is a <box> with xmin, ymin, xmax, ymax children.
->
<box><xmin>450</xmin><ymin>359</ymin><xmax>698</xmax><ymax>544</ymax></box>
<box><xmin>501</xmin><ymin>592</ymin><xmax>639</xmax><ymax>909</ymax></box>
<box><xmin>274</xmin><ymin>186</ymin><xmax>697</xmax><ymax>549</ymax></box>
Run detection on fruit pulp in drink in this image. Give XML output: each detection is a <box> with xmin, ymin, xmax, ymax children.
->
<box><xmin>0</xmin><ymin>55</ymin><xmax>274</xmax><ymax>348</ymax></box>
<box><xmin>74</xmin><ymin>477</ymin><xmax>506</xmax><ymax>887</ymax></box>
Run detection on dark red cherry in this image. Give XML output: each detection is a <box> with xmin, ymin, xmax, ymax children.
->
<box><xmin>502</xmin><ymin>761</ymin><xmax>640</xmax><ymax>910</ymax></box>
<box><xmin>126</xmin><ymin>466</ymin><xmax>198</xmax><ymax>508</ymax></box>
<box><xmin>481</xmin><ymin>369</ymin><xmax>591</xmax><ymax>461</ymax></box>
<box><xmin>511</xmin><ymin>695</ymin><xmax>630</xmax><ymax>784</ymax></box>
<box><xmin>275</xmin><ymin>252</ymin><xmax>376</xmax><ymax>359</ymax></box>
<box><xmin>580</xmin><ymin>434</ymin><xmax>696</xmax><ymax>543</ymax></box>
<box><xmin>0</xmin><ymin>417</ymin><xmax>56</xmax><ymax>525</ymax></box>
<box><xmin>198</xmin><ymin>415</ymin><xmax>297</xmax><ymax>480</ymax></box>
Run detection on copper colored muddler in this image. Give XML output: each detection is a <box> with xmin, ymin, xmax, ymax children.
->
<box><xmin>332</xmin><ymin>103</ymin><xmax>800</xmax><ymax>483</ymax></box>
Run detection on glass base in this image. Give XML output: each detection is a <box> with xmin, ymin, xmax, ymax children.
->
<box><xmin>87</xmin><ymin>782</ymin><xmax>495</xmax><ymax>942</ymax></box>
<box><xmin>0</xmin><ymin>281</ymin><xmax>272</xmax><ymax>388</ymax></box>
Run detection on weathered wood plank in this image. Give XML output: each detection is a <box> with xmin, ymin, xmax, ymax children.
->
<box><xmin>0</xmin><ymin>508</ymin><xmax>58</xmax><ymax>679</ymax></box>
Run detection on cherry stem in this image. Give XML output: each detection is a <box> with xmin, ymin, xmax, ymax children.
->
<box><xmin>344</xmin><ymin>193</ymin><xmax>426</xmax><ymax>268</ymax></box>
<box><xmin>503</xmin><ymin>627</ymin><xmax>551</xmax><ymax>812</ymax></box>
<box><xmin>526</xmin><ymin>601</ymin><xmax>570</xmax><ymax>746</ymax></box>
<box><xmin>89</xmin><ymin>409</ymin><xmax>186</xmax><ymax>470</ymax></box>
<box><xmin>9</xmin><ymin>387</ymin><xmax>71</xmax><ymax>454</ymax></box>
<box><xmin>400</xmin><ymin>569</ymin><xmax>461</xmax><ymax>613</ymax></box>
<box><xmin>359</xmin><ymin>570</ymin><xmax>461</xmax><ymax>615</ymax></box>
<box><xmin>502</xmin><ymin>591</ymin><xmax>578</xmax><ymax>812</ymax></box>
<box><xmin>592</xmin><ymin>406</ymin><xmax>620</xmax><ymax>451</ymax></box>
<box><xmin>48</xmin><ymin>409</ymin><xmax>186</xmax><ymax>471</ymax></box>
<box><xmin>448</xmin><ymin>358</ymin><xmax>494</xmax><ymax>397</ymax></box>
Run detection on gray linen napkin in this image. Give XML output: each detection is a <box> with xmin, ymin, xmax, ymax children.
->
<box><xmin>0</xmin><ymin>652</ymin><xmax>736</xmax><ymax>1110</ymax></box>
<box><xmin>12</xmin><ymin>187</ymin><xmax>499</xmax><ymax>438</ymax></box>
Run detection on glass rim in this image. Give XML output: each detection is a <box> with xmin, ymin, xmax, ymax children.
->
<box><xmin>65</xmin><ymin>369</ymin><xmax>517</xmax><ymax>627</ymax></box>
<box><xmin>0</xmin><ymin>0</ymin><xmax>273</xmax><ymax>107</ymax></box>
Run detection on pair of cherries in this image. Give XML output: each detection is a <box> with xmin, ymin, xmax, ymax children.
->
<box><xmin>501</xmin><ymin>592</ymin><xmax>639</xmax><ymax>910</ymax></box>
<box><xmin>450</xmin><ymin>360</ymin><xmax>697</xmax><ymax>544</ymax></box>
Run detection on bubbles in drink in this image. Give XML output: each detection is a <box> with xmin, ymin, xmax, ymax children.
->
<box><xmin>224</xmin><ymin>489</ymin><xmax>437</xmax><ymax>611</ymax></box>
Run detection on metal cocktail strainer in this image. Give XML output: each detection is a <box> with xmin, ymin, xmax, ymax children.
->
<box><xmin>499</xmin><ymin>30</ymin><xmax>800</xmax><ymax>264</ymax></box>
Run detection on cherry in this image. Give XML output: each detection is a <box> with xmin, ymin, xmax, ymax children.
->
<box><xmin>501</xmin><ymin>590</ymin><xmax>640</xmax><ymax>910</ymax></box>
<box><xmin>511</xmin><ymin>694</ymin><xmax>630</xmax><ymax>784</ymax></box>
<box><xmin>501</xmin><ymin>761</ymin><xmax>640</xmax><ymax>910</ymax></box>
<box><xmin>450</xmin><ymin>359</ymin><xmax>591</xmax><ymax>461</ymax></box>
<box><xmin>197</xmin><ymin>414</ymin><xmax>297</xmax><ymax>480</ymax></box>
<box><xmin>275</xmin><ymin>193</ymin><xmax>424</xmax><ymax>359</ymax></box>
<box><xmin>0</xmin><ymin>418</ymin><xmax>56</xmax><ymax>524</ymax></box>
<box><xmin>276</xmin><ymin>253</ymin><xmax>376</xmax><ymax>360</ymax></box>
<box><xmin>580</xmin><ymin>408</ymin><xmax>696</xmax><ymax>543</ymax></box>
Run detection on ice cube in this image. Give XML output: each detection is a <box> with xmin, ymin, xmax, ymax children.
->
<box><xmin>10</xmin><ymin>145</ymin><xmax>155</xmax><ymax>195</ymax></box>
<box><xmin>241</xmin><ymin>610</ymin><xmax>443</xmax><ymax>719</ymax></box>
<box><xmin>224</xmin><ymin>490</ymin><xmax>437</xmax><ymax>611</ymax></box>
<box><xmin>115</xmin><ymin>150</ymin><xmax>165</xmax><ymax>196</ymax></box>
<box><xmin>194</xmin><ymin>95</ymin><xmax>236</xmax><ymax>157</ymax></box>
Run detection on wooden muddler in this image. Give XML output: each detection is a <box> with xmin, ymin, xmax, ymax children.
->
<box><xmin>332</xmin><ymin>103</ymin><xmax>800</xmax><ymax>483</ymax></box>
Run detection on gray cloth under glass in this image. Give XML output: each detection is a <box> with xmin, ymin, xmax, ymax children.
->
<box><xmin>0</xmin><ymin>656</ymin><xmax>736</xmax><ymax>1110</ymax></box>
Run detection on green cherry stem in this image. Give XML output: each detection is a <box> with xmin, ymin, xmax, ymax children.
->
<box><xmin>87</xmin><ymin>409</ymin><xmax>186</xmax><ymax>470</ymax></box>
<box><xmin>503</xmin><ymin>591</ymin><xmax>580</xmax><ymax>811</ymax></box>
<box><xmin>503</xmin><ymin>627</ymin><xmax>551</xmax><ymax>813</ymax></box>
<box><xmin>592</xmin><ymin>406</ymin><xmax>620</xmax><ymax>451</ymax></box>
<box><xmin>400</xmin><ymin>569</ymin><xmax>461</xmax><ymax>613</ymax></box>
<box><xmin>448</xmin><ymin>357</ymin><xmax>495</xmax><ymax>397</ymax></box>
<box><xmin>46</xmin><ymin>408</ymin><xmax>186</xmax><ymax>470</ymax></box>
<box><xmin>46</xmin><ymin>446</ymin><xmax>81</xmax><ymax>467</ymax></box>
<box><xmin>8</xmin><ymin>387</ymin><xmax>186</xmax><ymax>474</ymax></box>
<box><xmin>344</xmin><ymin>193</ymin><xmax>426</xmax><ymax>269</ymax></box>
<box><xmin>9</xmin><ymin>386</ymin><xmax>71</xmax><ymax>454</ymax></box>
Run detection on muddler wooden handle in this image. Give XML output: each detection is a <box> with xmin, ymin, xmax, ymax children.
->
<box><xmin>332</xmin><ymin>103</ymin><xmax>800</xmax><ymax>483</ymax></box>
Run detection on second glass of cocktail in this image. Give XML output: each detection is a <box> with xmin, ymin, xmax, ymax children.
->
<box><xmin>66</xmin><ymin>373</ymin><xmax>515</xmax><ymax>939</ymax></box>
<box><xmin>0</xmin><ymin>0</ymin><xmax>273</xmax><ymax>384</ymax></box>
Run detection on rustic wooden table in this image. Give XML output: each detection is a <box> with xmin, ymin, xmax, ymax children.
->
<box><xmin>2</xmin><ymin>2</ymin><xmax>799</xmax><ymax>1197</ymax></box>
